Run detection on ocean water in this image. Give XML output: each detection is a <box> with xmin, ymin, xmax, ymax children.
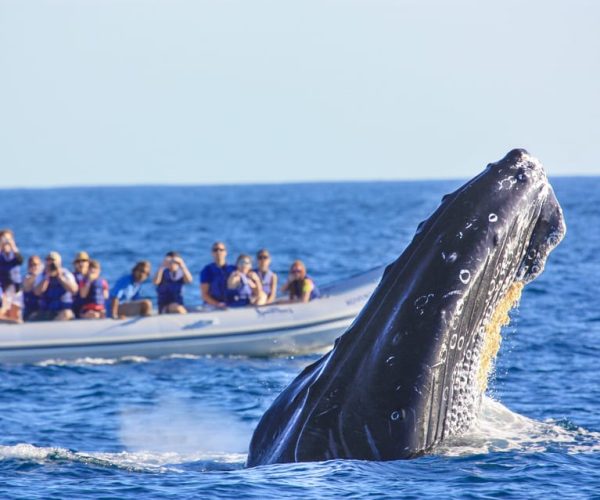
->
<box><xmin>0</xmin><ymin>178</ymin><xmax>598</xmax><ymax>499</ymax></box>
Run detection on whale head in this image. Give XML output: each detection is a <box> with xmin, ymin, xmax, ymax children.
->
<box><xmin>247</xmin><ymin>149</ymin><xmax>566</xmax><ymax>466</ymax></box>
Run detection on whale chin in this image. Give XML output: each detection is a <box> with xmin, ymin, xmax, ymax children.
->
<box><xmin>247</xmin><ymin>149</ymin><xmax>566</xmax><ymax>467</ymax></box>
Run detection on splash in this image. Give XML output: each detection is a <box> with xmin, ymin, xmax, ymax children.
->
<box><xmin>478</xmin><ymin>281</ymin><xmax>523</xmax><ymax>391</ymax></box>
<box><xmin>437</xmin><ymin>396</ymin><xmax>600</xmax><ymax>457</ymax></box>
<box><xmin>119</xmin><ymin>394</ymin><xmax>253</xmax><ymax>456</ymax></box>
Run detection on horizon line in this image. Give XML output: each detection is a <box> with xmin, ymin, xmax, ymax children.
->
<box><xmin>0</xmin><ymin>173</ymin><xmax>596</xmax><ymax>191</ymax></box>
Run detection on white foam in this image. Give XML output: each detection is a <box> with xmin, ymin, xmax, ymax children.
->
<box><xmin>436</xmin><ymin>396</ymin><xmax>600</xmax><ymax>456</ymax></box>
<box><xmin>0</xmin><ymin>442</ymin><xmax>245</xmax><ymax>472</ymax></box>
<box><xmin>36</xmin><ymin>356</ymin><xmax>149</xmax><ymax>367</ymax></box>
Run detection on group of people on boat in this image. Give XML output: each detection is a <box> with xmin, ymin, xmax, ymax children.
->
<box><xmin>0</xmin><ymin>230</ymin><xmax>320</xmax><ymax>323</ymax></box>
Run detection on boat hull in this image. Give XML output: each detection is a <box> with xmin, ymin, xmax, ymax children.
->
<box><xmin>0</xmin><ymin>268</ymin><xmax>382</xmax><ymax>363</ymax></box>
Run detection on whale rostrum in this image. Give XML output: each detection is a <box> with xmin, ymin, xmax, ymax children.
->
<box><xmin>247</xmin><ymin>149</ymin><xmax>566</xmax><ymax>466</ymax></box>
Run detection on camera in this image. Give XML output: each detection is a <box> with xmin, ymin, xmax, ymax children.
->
<box><xmin>48</xmin><ymin>262</ymin><xmax>58</xmax><ymax>272</ymax></box>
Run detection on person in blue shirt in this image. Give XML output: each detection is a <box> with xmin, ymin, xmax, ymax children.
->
<box><xmin>199</xmin><ymin>242</ymin><xmax>236</xmax><ymax>308</ymax></box>
<box><xmin>109</xmin><ymin>261</ymin><xmax>153</xmax><ymax>319</ymax></box>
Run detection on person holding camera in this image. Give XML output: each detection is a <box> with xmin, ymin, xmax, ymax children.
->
<box><xmin>32</xmin><ymin>251</ymin><xmax>79</xmax><ymax>321</ymax></box>
<box><xmin>0</xmin><ymin>229</ymin><xmax>24</xmax><ymax>323</ymax></box>
<box><xmin>153</xmin><ymin>251</ymin><xmax>193</xmax><ymax>314</ymax></box>
<box><xmin>227</xmin><ymin>254</ymin><xmax>266</xmax><ymax>307</ymax></box>
<box><xmin>79</xmin><ymin>259</ymin><xmax>109</xmax><ymax>319</ymax></box>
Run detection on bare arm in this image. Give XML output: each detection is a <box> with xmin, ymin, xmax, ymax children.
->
<box><xmin>34</xmin><ymin>276</ymin><xmax>50</xmax><ymax>296</ymax></box>
<box><xmin>248</xmin><ymin>272</ymin><xmax>263</xmax><ymax>292</ymax></box>
<box><xmin>267</xmin><ymin>273</ymin><xmax>278</xmax><ymax>303</ymax></box>
<box><xmin>57</xmin><ymin>271</ymin><xmax>78</xmax><ymax>294</ymax></box>
<box><xmin>178</xmin><ymin>259</ymin><xmax>193</xmax><ymax>284</ymax></box>
<box><xmin>110</xmin><ymin>297</ymin><xmax>120</xmax><ymax>319</ymax></box>
<box><xmin>227</xmin><ymin>271</ymin><xmax>241</xmax><ymax>289</ymax></box>
<box><xmin>200</xmin><ymin>282</ymin><xmax>225</xmax><ymax>307</ymax></box>
<box><xmin>23</xmin><ymin>274</ymin><xmax>37</xmax><ymax>293</ymax></box>
<box><xmin>153</xmin><ymin>267</ymin><xmax>165</xmax><ymax>286</ymax></box>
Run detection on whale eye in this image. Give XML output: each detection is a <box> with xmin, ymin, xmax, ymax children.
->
<box><xmin>516</xmin><ymin>168</ymin><xmax>528</xmax><ymax>182</ymax></box>
<box><xmin>390</xmin><ymin>409</ymin><xmax>406</xmax><ymax>421</ymax></box>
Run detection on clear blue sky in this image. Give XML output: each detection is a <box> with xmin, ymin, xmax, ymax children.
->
<box><xmin>0</xmin><ymin>0</ymin><xmax>598</xmax><ymax>187</ymax></box>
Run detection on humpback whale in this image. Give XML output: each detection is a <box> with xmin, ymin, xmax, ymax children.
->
<box><xmin>247</xmin><ymin>149</ymin><xmax>566</xmax><ymax>466</ymax></box>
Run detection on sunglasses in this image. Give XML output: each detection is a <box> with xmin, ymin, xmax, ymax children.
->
<box><xmin>258</xmin><ymin>255</ymin><xmax>269</xmax><ymax>260</ymax></box>
<box><xmin>291</xmin><ymin>268</ymin><xmax>303</xmax><ymax>273</ymax></box>
<box><xmin>212</xmin><ymin>247</ymin><xmax>226</xmax><ymax>252</ymax></box>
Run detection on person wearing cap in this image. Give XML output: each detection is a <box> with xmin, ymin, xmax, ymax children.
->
<box><xmin>199</xmin><ymin>241</ymin><xmax>236</xmax><ymax>308</ymax></box>
<box><xmin>32</xmin><ymin>251</ymin><xmax>79</xmax><ymax>321</ymax></box>
<box><xmin>72</xmin><ymin>251</ymin><xmax>90</xmax><ymax>317</ymax></box>
<box><xmin>109</xmin><ymin>261</ymin><xmax>153</xmax><ymax>319</ymax></box>
<box><xmin>78</xmin><ymin>259</ymin><xmax>109</xmax><ymax>319</ymax></box>
<box><xmin>254</xmin><ymin>249</ymin><xmax>278</xmax><ymax>304</ymax></box>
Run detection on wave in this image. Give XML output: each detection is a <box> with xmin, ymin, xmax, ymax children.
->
<box><xmin>2</xmin><ymin>398</ymin><xmax>597</xmax><ymax>473</ymax></box>
<box><xmin>0</xmin><ymin>443</ymin><xmax>245</xmax><ymax>472</ymax></box>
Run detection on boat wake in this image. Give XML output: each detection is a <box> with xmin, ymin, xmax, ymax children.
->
<box><xmin>33</xmin><ymin>353</ymin><xmax>253</xmax><ymax>366</ymax></box>
<box><xmin>1</xmin><ymin>398</ymin><xmax>597</xmax><ymax>472</ymax></box>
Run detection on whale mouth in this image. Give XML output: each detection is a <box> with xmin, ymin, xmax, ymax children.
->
<box><xmin>440</xmin><ymin>152</ymin><xmax>566</xmax><ymax>440</ymax></box>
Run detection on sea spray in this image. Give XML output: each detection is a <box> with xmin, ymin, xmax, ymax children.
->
<box><xmin>119</xmin><ymin>393</ymin><xmax>253</xmax><ymax>455</ymax></box>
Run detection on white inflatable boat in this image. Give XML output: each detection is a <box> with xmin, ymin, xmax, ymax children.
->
<box><xmin>0</xmin><ymin>267</ymin><xmax>384</xmax><ymax>364</ymax></box>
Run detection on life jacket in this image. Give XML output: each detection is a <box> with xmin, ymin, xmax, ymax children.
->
<box><xmin>23</xmin><ymin>274</ymin><xmax>39</xmax><ymax>318</ymax></box>
<box><xmin>0</xmin><ymin>252</ymin><xmax>22</xmax><ymax>291</ymax></box>
<box><xmin>255</xmin><ymin>269</ymin><xmax>274</xmax><ymax>296</ymax></box>
<box><xmin>40</xmin><ymin>276</ymin><xmax>74</xmax><ymax>311</ymax></box>
<box><xmin>23</xmin><ymin>289</ymin><xmax>39</xmax><ymax>318</ymax></box>
<box><xmin>228</xmin><ymin>272</ymin><xmax>252</xmax><ymax>307</ymax></box>
<box><xmin>157</xmin><ymin>269</ymin><xmax>184</xmax><ymax>307</ymax></box>
<box><xmin>86</xmin><ymin>278</ymin><xmax>108</xmax><ymax>306</ymax></box>
<box><xmin>72</xmin><ymin>271</ymin><xmax>87</xmax><ymax>313</ymax></box>
<box><xmin>289</xmin><ymin>276</ymin><xmax>320</xmax><ymax>301</ymax></box>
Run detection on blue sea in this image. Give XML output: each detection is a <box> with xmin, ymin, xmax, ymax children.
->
<box><xmin>0</xmin><ymin>178</ymin><xmax>598</xmax><ymax>499</ymax></box>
